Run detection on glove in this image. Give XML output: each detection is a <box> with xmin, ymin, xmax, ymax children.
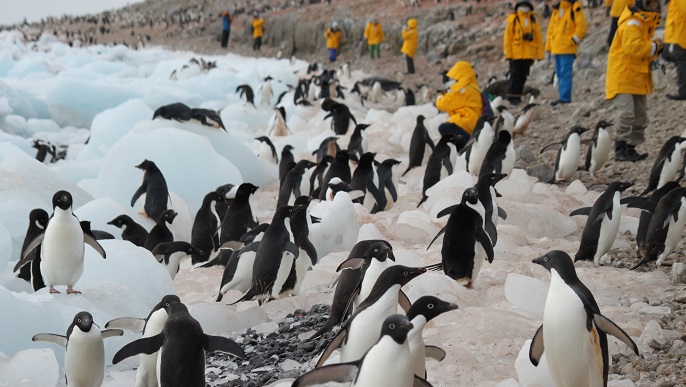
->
<box><xmin>571</xmin><ymin>35</ymin><xmax>580</xmax><ymax>45</ymax></box>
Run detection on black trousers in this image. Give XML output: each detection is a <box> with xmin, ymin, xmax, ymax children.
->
<box><xmin>405</xmin><ymin>55</ymin><xmax>415</xmax><ymax>74</ymax></box>
<box><xmin>507</xmin><ymin>59</ymin><xmax>533</xmax><ymax>102</ymax></box>
<box><xmin>664</xmin><ymin>44</ymin><xmax>686</xmax><ymax>97</ymax></box>
<box><xmin>607</xmin><ymin>17</ymin><xmax>619</xmax><ymax>47</ymax></box>
<box><xmin>221</xmin><ymin>30</ymin><xmax>230</xmax><ymax>48</ymax></box>
<box><xmin>253</xmin><ymin>37</ymin><xmax>262</xmax><ymax>51</ymax></box>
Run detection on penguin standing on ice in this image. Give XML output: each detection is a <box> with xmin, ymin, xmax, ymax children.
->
<box><xmin>640</xmin><ymin>136</ymin><xmax>686</xmax><ymax>196</ymax></box>
<box><xmin>236</xmin><ymin>84</ymin><xmax>256</xmax><ymax>107</ymax></box>
<box><xmin>313</xmin><ymin>137</ymin><xmax>339</xmax><ymax>163</ymax></box>
<box><xmin>464</xmin><ymin>116</ymin><xmax>495</xmax><ymax>176</ymax></box>
<box><xmin>16</xmin><ymin>208</ymin><xmax>49</xmax><ymax>291</ymax></box>
<box><xmin>406</xmin><ymin>296</ymin><xmax>458</xmax><ymax>379</ymax></box>
<box><xmin>310</xmin><ymin>156</ymin><xmax>334</xmax><ymax>197</ymax></box>
<box><xmin>540</xmin><ymin>126</ymin><xmax>588</xmax><ymax>183</ymax></box>
<box><xmin>269</xmin><ymin>107</ymin><xmax>290</xmax><ymax>136</ymax></box>
<box><xmin>325</xmin><ymin>102</ymin><xmax>357</xmax><ymax>135</ymax></box>
<box><xmin>417</xmin><ymin>134</ymin><xmax>460</xmax><ymax>207</ymax></box>
<box><xmin>214</xmin><ymin>183</ymin><xmax>235</xmax><ymax>221</ymax></box>
<box><xmin>376</xmin><ymin>158</ymin><xmax>402</xmax><ymax>211</ymax></box>
<box><xmin>219</xmin><ymin>183</ymin><xmax>259</xmax><ymax>248</ymax></box>
<box><xmin>33</xmin><ymin>312</ymin><xmax>123</xmax><ymax>387</ymax></box>
<box><xmin>152</xmin><ymin>241</ymin><xmax>204</xmax><ymax>280</ymax></box>
<box><xmin>279</xmin><ymin>145</ymin><xmax>295</xmax><ymax>182</ymax></box>
<box><xmin>475</xmin><ymin>172</ymin><xmax>507</xmax><ymax>245</ymax></box>
<box><xmin>581</xmin><ymin>120</ymin><xmax>612</xmax><ymax>178</ymax></box>
<box><xmin>347</xmin><ymin>124</ymin><xmax>371</xmax><ymax>158</ymax></box>
<box><xmin>279</xmin><ymin>196</ymin><xmax>319</xmax><ymax>296</ymax></box>
<box><xmin>319</xmin><ymin>151</ymin><xmax>352</xmax><ymax>200</ymax></box>
<box><xmin>107</xmin><ymin>214</ymin><xmax>149</xmax><ymax>247</ymax></box>
<box><xmin>260</xmin><ymin>75</ymin><xmax>273</xmax><ymax>105</ymax></box>
<box><xmin>480</xmin><ymin>130</ymin><xmax>513</xmax><ymax>177</ymax></box>
<box><xmin>190</xmin><ymin>191</ymin><xmax>225</xmax><ymax>264</ymax></box>
<box><xmin>131</xmin><ymin>159</ymin><xmax>169</xmax><ymax>222</ymax></box>
<box><xmin>403</xmin><ymin>115</ymin><xmax>435</xmax><ymax>177</ymax></box>
<box><xmin>529</xmin><ymin>250</ymin><xmax>639</xmax><ymax>387</ymax></box>
<box><xmin>255</xmin><ymin>136</ymin><xmax>279</xmax><ymax>164</ymax></box>
<box><xmin>144</xmin><ymin>209</ymin><xmax>178</xmax><ymax>251</ymax></box>
<box><xmin>277</xmin><ymin>160</ymin><xmax>316</xmax><ymax>208</ymax></box>
<box><xmin>350</xmin><ymin>152</ymin><xmax>384</xmax><ymax>212</ymax></box>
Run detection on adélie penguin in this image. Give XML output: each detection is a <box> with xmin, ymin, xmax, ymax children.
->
<box><xmin>475</xmin><ymin>172</ymin><xmax>508</xmax><ymax>245</ymax></box>
<box><xmin>315</xmin><ymin>265</ymin><xmax>426</xmax><ymax>366</ymax></box>
<box><xmin>479</xmin><ymin>130</ymin><xmax>513</xmax><ymax>177</ymax></box>
<box><xmin>350</xmin><ymin>152</ymin><xmax>384</xmax><ymax>213</ymax></box>
<box><xmin>581</xmin><ymin>120</ymin><xmax>612</xmax><ymax>179</ymax></box>
<box><xmin>464</xmin><ymin>116</ymin><xmax>495</xmax><ymax>176</ymax></box>
<box><xmin>540</xmin><ymin>126</ymin><xmax>589</xmax><ymax>183</ymax></box>
<box><xmin>347</xmin><ymin>123</ymin><xmax>371</xmax><ymax>158</ymax></box>
<box><xmin>219</xmin><ymin>183</ymin><xmax>259</xmax><ymax>248</ymax></box>
<box><xmin>277</xmin><ymin>160</ymin><xmax>316</xmax><ymax>208</ymax></box>
<box><xmin>33</xmin><ymin>311</ymin><xmax>123</xmax><ymax>387</ymax></box>
<box><xmin>279</xmin><ymin>196</ymin><xmax>319</xmax><ymax>296</ymax></box>
<box><xmin>190</xmin><ymin>191</ymin><xmax>226</xmax><ymax>264</ymax></box>
<box><xmin>635</xmin><ymin>181</ymin><xmax>680</xmax><ymax>249</ymax></box>
<box><xmin>131</xmin><ymin>159</ymin><xmax>170</xmax><ymax>222</ymax></box>
<box><xmin>402</xmin><ymin>115</ymin><xmax>435</xmax><ymax>177</ymax></box>
<box><xmin>152</xmin><ymin>241</ymin><xmax>204</xmax><ymax>280</ymax></box>
<box><xmin>529</xmin><ymin>250</ymin><xmax>639</xmax><ymax>387</ymax></box>
<box><xmin>15</xmin><ymin>208</ymin><xmax>49</xmax><ymax>291</ymax></box>
<box><xmin>325</xmin><ymin>102</ymin><xmax>357</xmax><ymax>135</ymax></box>
<box><xmin>106</xmin><ymin>295</ymin><xmax>180</xmax><ymax>387</ymax></box>
<box><xmin>376</xmin><ymin>158</ymin><xmax>402</xmax><ymax>211</ymax></box>
<box><xmin>113</xmin><ymin>302</ymin><xmax>245</xmax><ymax>387</ymax></box>
<box><xmin>15</xmin><ymin>190</ymin><xmax>106</xmax><ymax>294</ymax></box>
<box><xmin>640</xmin><ymin>136</ymin><xmax>686</xmax><ymax>196</ymax></box>
<box><xmin>255</xmin><ymin>136</ymin><xmax>279</xmax><ymax>163</ymax></box>
<box><xmin>144</xmin><ymin>209</ymin><xmax>178</xmax><ymax>251</ymax></box>
<box><xmin>279</xmin><ymin>145</ymin><xmax>295</xmax><ymax>183</ymax></box>
<box><xmin>294</xmin><ymin>314</ymin><xmax>432</xmax><ymax>387</ymax></box>
<box><xmin>417</xmin><ymin>134</ymin><xmax>461</xmax><ymax>207</ymax></box>
<box><xmin>107</xmin><ymin>214</ymin><xmax>149</xmax><ymax>247</ymax></box>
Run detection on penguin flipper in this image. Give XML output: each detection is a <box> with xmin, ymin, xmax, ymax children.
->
<box><xmin>337</xmin><ymin>257</ymin><xmax>365</xmax><ymax>271</ymax></box>
<box><xmin>32</xmin><ymin>333</ymin><xmax>67</xmax><ymax>347</ymax></box>
<box><xmin>426</xmin><ymin>226</ymin><xmax>447</xmax><ymax>251</ymax></box>
<box><xmin>477</xmin><ymin>227</ymin><xmax>495</xmax><ymax>263</ymax></box>
<box><xmin>424</xmin><ymin>132</ymin><xmax>435</xmax><ymax>150</ymax></box>
<box><xmin>402</xmin><ymin>166</ymin><xmax>415</xmax><ymax>177</ymax></box>
<box><xmin>626</xmin><ymin>200</ymin><xmax>656</xmax><ymax>213</ymax></box>
<box><xmin>303</xmin><ymin>239</ymin><xmax>319</xmax><ymax>266</ymax></box>
<box><xmin>203</xmin><ymin>334</ymin><xmax>246</xmax><ymax>358</ymax></box>
<box><xmin>425</xmin><ymin>345</ymin><xmax>447</xmax><ymax>361</ymax></box>
<box><xmin>112</xmin><ymin>333</ymin><xmax>165</xmax><ymax>364</ymax></box>
<box><xmin>367</xmin><ymin>183</ymin><xmax>385</xmax><ymax>213</ymax></box>
<box><xmin>293</xmin><ymin>362</ymin><xmax>358</xmax><ymax>386</ymax></box>
<box><xmin>315</xmin><ymin>328</ymin><xmax>348</xmax><ymax>368</ymax></box>
<box><xmin>485</xmin><ymin>220</ymin><xmax>498</xmax><ymax>246</ymax></box>
<box><xmin>441</xmin><ymin>156</ymin><xmax>454</xmax><ymax>175</ymax></box>
<box><xmin>414</xmin><ymin>375</ymin><xmax>434</xmax><ymax>387</ymax></box>
<box><xmin>105</xmin><ymin>317</ymin><xmax>146</xmax><ymax>333</ymax></box>
<box><xmin>84</xmin><ymin>233</ymin><xmax>106</xmax><ymax>258</ymax></box>
<box><xmin>130</xmin><ymin>182</ymin><xmax>147</xmax><ymax>207</ymax></box>
<box><xmin>286</xmin><ymin>241</ymin><xmax>300</xmax><ymax>258</ymax></box>
<box><xmin>569</xmin><ymin>207</ymin><xmax>592</xmax><ymax>217</ymax></box>
<box><xmin>539</xmin><ymin>142</ymin><xmax>561</xmax><ymax>154</ymax></box>
<box><xmin>529</xmin><ymin>324</ymin><xmax>544</xmax><ymax>366</ymax></box>
<box><xmin>398</xmin><ymin>289</ymin><xmax>411</xmax><ymax>313</ymax></box>
<box><xmin>593</xmin><ymin>314</ymin><xmax>639</xmax><ymax>355</ymax></box>
<box><xmin>497</xmin><ymin>206</ymin><xmax>507</xmax><ymax>220</ymax></box>
<box><xmin>437</xmin><ymin>205</ymin><xmax>458</xmax><ymax>218</ymax></box>
<box><xmin>14</xmin><ymin>234</ymin><xmax>44</xmax><ymax>272</ymax></box>
<box><xmin>101</xmin><ymin>329</ymin><xmax>124</xmax><ymax>339</ymax></box>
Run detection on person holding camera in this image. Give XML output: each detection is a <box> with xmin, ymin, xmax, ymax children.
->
<box><xmin>503</xmin><ymin>1</ymin><xmax>544</xmax><ymax>105</ymax></box>
<box><xmin>606</xmin><ymin>0</ymin><xmax>663</xmax><ymax>161</ymax></box>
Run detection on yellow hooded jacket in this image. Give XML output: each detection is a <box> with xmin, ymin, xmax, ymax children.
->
<box><xmin>252</xmin><ymin>18</ymin><xmax>265</xmax><ymax>38</ymax></box>
<box><xmin>665</xmin><ymin>0</ymin><xmax>686</xmax><ymax>49</ymax></box>
<box><xmin>606</xmin><ymin>0</ymin><xmax>635</xmax><ymax>18</ymax></box>
<box><xmin>504</xmin><ymin>6</ymin><xmax>544</xmax><ymax>60</ymax></box>
<box><xmin>364</xmin><ymin>22</ymin><xmax>385</xmax><ymax>45</ymax></box>
<box><xmin>545</xmin><ymin>0</ymin><xmax>588</xmax><ymax>55</ymax></box>
<box><xmin>325</xmin><ymin>28</ymin><xmax>342</xmax><ymax>49</ymax></box>
<box><xmin>436</xmin><ymin>61</ymin><xmax>483</xmax><ymax>134</ymax></box>
<box><xmin>606</xmin><ymin>6</ymin><xmax>661</xmax><ymax>99</ymax></box>
<box><xmin>401</xmin><ymin>18</ymin><xmax>419</xmax><ymax>57</ymax></box>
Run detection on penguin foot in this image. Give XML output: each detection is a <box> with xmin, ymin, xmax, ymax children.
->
<box><xmin>67</xmin><ymin>287</ymin><xmax>82</xmax><ymax>295</ymax></box>
<box><xmin>49</xmin><ymin>287</ymin><xmax>60</xmax><ymax>294</ymax></box>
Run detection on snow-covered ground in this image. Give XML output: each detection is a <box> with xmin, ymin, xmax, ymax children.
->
<box><xmin>0</xmin><ymin>31</ymin><xmax>678</xmax><ymax>387</ymax></box>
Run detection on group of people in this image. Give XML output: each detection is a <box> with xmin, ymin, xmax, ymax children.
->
<box><xmin>219</xmin><ymin>11</ymin><xmax>265</xmax><ymax>51</ymax></box>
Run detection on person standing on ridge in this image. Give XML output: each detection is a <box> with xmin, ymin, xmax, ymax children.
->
<box><xmin>251</xmin><ymin>13</ymin><xmax>265</xmax><ymax>51</ymax></box>
<box><xmin>220</xmin><ymin>11</ymin><xmax>234</xmax><ymax>48</ymax></box>
<box><xmin>364</xmin><ymin>18</ymin><xmax>385</xmax><ymax>59</ymax></box>
<box><xmin>401</xmin><ymin>18</ymin><xmax>418</xmax><ymax>74</ymax></box>
<box><xmin>503</xmin><ymin>1</ymin><xmax>544</xmax><ymax>105</ymax></box>
<box><xmin>325</xmin><ymin>22</ymin><xmax>342</xmax><ymax>62</ymax></box>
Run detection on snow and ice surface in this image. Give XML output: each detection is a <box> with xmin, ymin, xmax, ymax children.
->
<box><xmin>0</xmin><ymin>30</ymin><xmax>679</xmax><ymax>387</ymax></box>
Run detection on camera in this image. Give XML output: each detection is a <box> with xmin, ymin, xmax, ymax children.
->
<box><xmin>522</xmin><ymin>33</ymin><xmax>534</xmax><ymax>41</ymax></box>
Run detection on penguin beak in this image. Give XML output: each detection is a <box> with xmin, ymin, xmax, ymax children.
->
<box><xmin>194</xmin><ymin>248</ymin><xmax>205</xmax><ymax>255</ymax></box>
<box><xmin>532</xmin><ymin>255</ymin><xmax>551</xmax><ymax>271</ymax></box>
<box><xmin>398</xmin><ymin>320</ymin><xmax>414</xmax><ymax>333</ymax></box>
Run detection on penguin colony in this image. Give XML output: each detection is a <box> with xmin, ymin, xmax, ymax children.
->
<box><xmin>11</xmin><ymin>56</ymin><xmax>686</xmax><ymax>387</ymax></box>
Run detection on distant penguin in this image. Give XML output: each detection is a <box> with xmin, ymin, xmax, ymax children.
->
<box><xmin>512</xmin><ymin>103</ymin><xmax>541</xmax><ymax>137</ymax></box>
<box><xmin>325</xmin><ymin>102</ymin><xmax>357</xmax><ymax>135</ymax></box>
<box><xmin>105</xmin><ymin>295</ymin><xmax>180</xmax><ymax>387</ymax></box>
<box><xmin>464</xmin><ymin>116</ymin><xmax>495</xmax><ymax>176</ymax></box>
<box><xmin>406</xmin><ymin>296</ymin><xmax>458</xmax><ymax>379</ymax></box>
<box><xmin>325</xmin><ymin>177</ymin><xmax>362</xmax><ymax>201</ymax></box>
<box><xmin>16</xmin><ymin>208</ymin><xmax>49</xmax><ymax>291</ymax></box>
<box><xmin>403</xmin><ymin>88</ymin><xmax>416</xmax><ymax>106</ymax></box>
<box><xmin>571</xmin><ymin>181</ymin><xmax>633</xmax><ymax>266</ymax></box>
<box><xmin>529</xmin><ymin>251</ymin><xmax>639</xmax><ymax>387</ymax></box>
<box><xmin>152</xmin><ymin>241</ymin><xmax>203</xmax><ymax>279</ymax></box>
<box><xmin>15</xmin><ymin>191</ymin><xmax>106</xmax><ymax>294</ymax></box>
<box><xmin>113</xmin><ymin>302</ymin><xmax>245</xmax><ymax>387</ymax></box>
<box><xmin>581</xmin><ymin>120</ymin><xmax>612</xmax><ymax>179</ymax></box>
<box><xmin>152</xmin><ymin>102</ymin><xmax>192</xmax><ymax>122</ymax></box>
<box><xmin>255</xmin><ymin>136</ymin><xmax>279</xmax><ymax>163</ymax></box>
<box><xmin>319</xmin><ymin>151</ymin><xmax>352</xmax><ymax>200</ymax></box>
<box><xmin>403</xmin><ymin>115</ymin><xmax>435</xmax><ymax>177</ymax></box>
<box><xmin>279</xmin><ymin>145</ymin><xmax>295</xmax><ymax>182</ymax></box>
<box><xmin>280</xmin><ymin>196</ymin><xmax>318</xmax><ymax>296</ymax></box>
<box><xmin>369</xmin><ymin>81</ymin><xmax>383</xmax><ymax>103</ymax></box>
<box><xmin>219</xmin><ymin>183</ymin><xmax>259</xmax><ymax>247</ymax></box>
<box><xmin>480</xmin><ymin>130</ymin><xmax>513</xmax><ymax>177</ymax></box>
<box><xmin>190</xmin><ymin>191</ymin><xmax>225</xmax><ymax>263</ymax></box>
<box><xmin>214</xmin><ymin>225</ymin><xmax>270</xmax><ymax>301</ymax></box>
<box><xmin>190</xmin><ymin>108</ymin><xmax>225</xmax><ymax>130</ymax></box>
<box><xmin>351</xmin><ymin>152</ymin><xmax>384</xmax><ymax>212</ymax></box>
<box><xmin>347</xmin><ymin>124</ymin><xmax>371</xmax><ymax>158</ymax></box>
<box><xmin>236</xmin><ymin>84</ymin><xmax>256</xmax><ymax>107</ymax></box>
<box><xmin>107</xmin><ymin>214</ymin><xmax>149</xmax><ymax>247</ymax></box>
<box><xmin>417</xmin><ymin>134</ymin><xmax>459</xmax><ymax>207</ymax></box>
<box><xmin>315</xmin><ymin>265</ymin><xmax>427</xmax><ymax>366</ymax></box>
<box><xmin>632</xmin><ymin>187</ymin><xmax>686</xmax><ymax>269</ymax></box>
<box><xmin>540</xmin><ymin>126</ymin><xmax>588</xmax><ymax>183</ymax></box>
<box><xmin>377</xmin><ymin>158</ymin><xmax>402</xmax><ymax>211</ymax></box>
<box><xmin>260</xmin><ymin>75</ymin><xmax>273</xmax><ymax>105</ymax></box>
<box><xmin>313</xmin><ymin>136</ymin><xmax>339</xmax><ymax>163</ymax></box>
<box><xmin>476</xmin><ymin>172</ymin><xmax>507</xmax><ymax>245</ymax></box>
<box><xmin>278</xmin><ymin>160</ymin><xmax>316</xmax><ymax>208</ymax></box>
<box><xmin>635</xmin><ymin>181</ymin><xmax>680</xmax><ymax>249</ymax></box>
<box><xmin>144</xmin><ymin>209</ymin><xmax>178</xmax><ymax>251</ymax></box>
<box><xmin>426</xmin><ymin>188</ymin><xmax>493</xmax><ymax>288</ymax></box>
<box><xmin>269</xmin><ymin>107</ymin><xmax>290</xmax><ymax>136</ymax></box>
<box><xmin>131</xmin><ymin>159</ymin><xmax>170</xmax><ymax>222</ymax></box>
<box><xmin>640</xmin><ymin>136</ymin><xmax>686</xmax><ymax>196</ymax></box>
<box><xmin>310</xmin><ymin>155</ymin><xmax>334</xmax><ymax>197</ymax></box>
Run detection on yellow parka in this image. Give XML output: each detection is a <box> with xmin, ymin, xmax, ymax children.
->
<box><xmin>251</xmin><ymin>18</ymin><xmax>265</xmax><ymax>38</ymax></box>
<box><xmin>364</xmin><ymin>22</ymin><xmax>385</xmax><ymax>45</ymax></box>
<box><xmin>503</xmin><ymin>3</ymin><xmax>544</xmax><ymax>60</ymax></box>
<box><xmin>606</xmin><ymin>6</ymin><xmax>661</xmax><ymax>99</ymax></box>
<box><xmin>436</xmin><ymin>61</ymin><xmax>483</xmax><ymax>134</ymax></box>
<box><xmin>325</xmin><ymin>28</ymin><xmax>342</xmax><ymax>49</ymax></box>
<box><xmin>606</xmin><ymin>0</ymin><xmax>635</xmax><ymax>18</ymax></box>
<box><xmin>545</xmin><ymin>0</ymin><xmax>588</xmax><ymax>55</ymax></box>
<box><xmin>665</xmin><ymin>0</ymin><xmax>686</xmax><ymax>49</ymax></box>
<box><xmin>400</xmin><ymin>18</ymin><xmax>419</xmax><ymax>58</ymax></box>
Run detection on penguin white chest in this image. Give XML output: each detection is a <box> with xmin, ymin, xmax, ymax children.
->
<box><xmin>41</xmin><ymin>209</ymin><xmax>85</xmax><ymax>286</ymax></box>
<box><xmin>658</xmin><ymin>198</ymin><xmax>686</xmax><ymax>266</ymax></box>
<box><xmin>590</xmin><ymin>129</ymin><xmax>610</xmax><ymax>173</ymax></box>
<box><xmin>469</xmin><ymin>127</ymin><xmax>494</xmax><ymax>175</ymax></box>
<box><xmin>408</xmin><ymin>316</ymin><xmax>428</xmax><ymax>377</ymax></box>
<box><xmin>354</xmin><ymin>336</ymin><xmax>414</xmax><ymax>387</ymax></box>
<box><xmin>658</xmin><ymin>145</ymin><xmax>682</xmax><ymax>189</ymax></box>
<box><xmin>166</xmin><ymin>251</ymin><xmax>186</xmax><ymax>280</ymax></box>
<box><xmin>355</xmin><ymin>259</ymin><xmax>393</xmax><ymax>309</ymax></box>
<box><xmin>594</xmin><ymin>193</ymin><xmax>621</xmax><ymax>265</ymax></box>
<box><xmin>557</xmin><ymin>135</ymin><xmax>581</xmax><ymax>181</ymax></box>
<box><xmin>65</xmin><ymin>328</ymin><xmax>105</xmax><ymax>387</ymax></box>
<box><xmin>502</xmin><ymin>140</ymin><xmax>516</xmax><ymax>176</ymax></box>
<box><xmin>543</xmin><ymin>271</ymin><xmax>604</xmax><ymax>387</ymax></box>
<box><xmin>137</xmin><ymin>310</ymin><xmax>167</xmax><ymax>387</ymax></box>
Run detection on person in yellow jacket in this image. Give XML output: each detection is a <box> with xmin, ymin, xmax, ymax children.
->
<box><xmin>605</xmin><ymin>0</ymin><xmax>635</xmax><ymax>46</ymax></box>
<box><xmin>545</xmin><ymin>0</ymin><xmax>587</xmax><ymax>105</ymax></box>
<box><xmin>664</xmin><ymin>0</ymin><xmax>686</xmax><ymax>100</ymax></box>
<box><xmin>435</xmin><ymin>61</ymin><xmax>484</xmax><ymax>150</ymax></box>
<box><xmin>364</xmin><ymin>18</ymin><xmax>385</xmax><ymax>59</ymax></box>
<box><xmin>606</xmin><ymin>0</ymin><xmax>663</xmax><ymax>161</ymax></box>
<box><xmin>503</xmin><ymin>1</ymin><xmax>544</xmax><ymax>105</ymax></box>
<box><xmin>401</xmin><ymin>18</ymin><xmax>418</xmax><ymax>74</ymax></box>
<box><xmin>251</xmin><ymin>13</ymin><xmax>265</xmax><ymax>51</ymax></box>
<box><xmin>325</xmin><ymin>22</ymin><xmax>342</xmax><ymax>62</ymax></box>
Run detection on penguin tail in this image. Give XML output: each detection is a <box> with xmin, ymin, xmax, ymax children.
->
<box><xmin>401</xmin><ymin>166</ymin><xmax>415</xmax><ymax>177</ymax></box>
<box><xmin>630</xmin><ymin>258</ymin><xmax>650</xmax><ymax>271</ymax></box>
<box><xmin>417</xmin><ymin>195</ymin><xmax>428</xmax><ymax>208</ymax></box>
<box><xmin>308</xmin><ymin>319</ymin><xmax>338</xmax><ymax>342</ymax></box>
<box><xmin>229</xmin><ymin>287</ymin><xmax>256</xmax><ymax>305</ymax></box>
<box><xmin>216</xmin><ymin>292</ymin><xmax>224</xmax><ymax>302</ymax></box>
<box><xmin>424</xmin><ymin>263</ymin><xmax>443</xmax><ymax>272</ymax></box>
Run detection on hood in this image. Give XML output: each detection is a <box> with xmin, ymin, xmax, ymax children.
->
<box><xmin>515</xmin><ymin>1</ymin><xmax>534</xmax><ymax>11</ymax></box>
<box><xmin>407</xmin><ymin>18</ymin><xmax>418</xmax><ymax>28</ymax></box>
<box><xmin>620</xmin><ymin>5</ymin><xmax>660</xmax><ymax>27</ymax></box>
<box><xmin>447</xmin><ymin>61</ymin><xmax>477</xmax><ymax>91</ymax></box>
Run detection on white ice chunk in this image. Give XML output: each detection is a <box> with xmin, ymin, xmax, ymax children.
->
<box><xmin>504</xmin><ymin>273</ymin><xmax>547</xmax><ymax>316</ymax></box>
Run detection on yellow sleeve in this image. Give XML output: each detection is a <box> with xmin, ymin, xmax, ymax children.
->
<box><xmin>504</xmin><ymin>15</ymin><xmax>514</xmax><ymax>59</ymax></box>
<box><xmin>436</xmin><ymin>90</ymin><xmax>460</xmax><ymax>113</ymax></box>
<box><xmin>622</xmin><ymin>20</ymin><xmax>658</xmax><ymax>60</ymax></box>
<box><xmin>402</xmin><ymin>28</ymin><xmax>411</xmax><ymax>40</ymax></box>
<box><xmin>534</xmin><ymin>18</ymin><xmax>544</xmax><ymax>60</ymax></box>
<box><xmin>678</xmin><ymin>0</ymin><xmax>686</xmax><ymax>16</ymax></box>
<box><xmin>573</xmin><ymin>3</ymin><xmax>588</xmax><ymax>40</ymax></box>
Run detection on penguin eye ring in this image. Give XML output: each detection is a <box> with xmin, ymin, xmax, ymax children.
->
<box><xmin>374</xmin><ymin>249</ymin><xmax>379</xmax><ymax>253</ymax></box>
<box><xmin>389</xmin><ymin>323</ymin><xmax>396</xmax><ymax>329</ymax></box>
<box><xmin>403</xmin><ymin>271</ymin><xmax>409</xmax><ymax>276</ymax></box>
<box><xmin>428</xmin><ymin>304</ymin><xmax>434</xmax><ymax>309</ymax></box>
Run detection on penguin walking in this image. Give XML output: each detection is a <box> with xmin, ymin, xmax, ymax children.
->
<box><xmin>632</xmin><ymin>187</ymin><xmax>686</xmax><ymax>269</ymax></box>
<box><xmin>279</xmin><ymin>196</ymin><xmax>319</xmax><ymax>296</ymax></box>
<box><xmin>479</xmin><ymin>130</ymin><xmax>513</xmax><ymax>177</ymax></box>
<box><xmin>315</xmin><ymin>265</ymin><xmax>427</xmax><ymax>366</ymax></box>
<box><xmin>277</xmin><ymin>160</ymin><xmax>316</xmax><ymax>208</ymax></box>
<box><xmin>106</xmin><ymin>295</ymin><xmax>180</xmax><ymax>387</ymax></box>
<box><xmin>295</xmin><ymin>315</ymin><xmax>431</xmax><ymax>387</ymax></box>
<box><xmin>425</xmin><ymin>188</ymin><xmax>493</xmax><ymax>288</ymax></box>
<box><xmin>376</xmin><ymin>158</ymin><xmax>402</xmax><ymax>211</ymax></box>
<box><xmin>540</xmin><ymin>126</ymin><xmax>589</xmax><ymax>183</ymax></box>
<box><xmin>131</xmin><ymin>159</ymin><xmax>170</xmax><ymax>222</ymax></box>
<box><xmin>571</xmin><ymin>181</ymin><xmax>634</xmax><ymax>266</ymax></box>
<box><xmin>16</xmin><ymin>191</ymin><xmax>106</xmax><ymax>294</ymax></box>
<box><xmin>236</xmin><ymin>84</ymin><xmax>256</xmax><ymax>107</ymax></box>
<box><xmin>144</xmin><ymin>209</ymin><xmax>178</xmax><ymax>251</ymax></box>
<box><xmin>512</xmin><ymin>103</ymin><xmax>541</xmax><ymax>137</ymax></box>
<box><xmin>640</xmin><ymin>136</ymin><xmax>686</xmax><ymax>196</ymax></box>
<box><xmin>190</xmin><ymin>191</ymin><xmax>225</xmax><ymax>264</ymax></box>
<box><xmin>152</xmin><ymin>102</ymin><xmax>192</xmax><ymax>122</ymax></box>
<box><xmin>219</xmin><ymin>183</ymin><xmax>259</xmax><ymax>248</ymax></box>
<box><xmin>581</xmin><ymin>120</ymin><xmax>612</xmax><ymax>179</ymax></box>
<box><xmin>403</xmin><ymin>115</ymin><xmax>435</xmax><ymax>177</ymax></box>
<box><xmin>417</xmin><ymin>134</ymin><xmax>460</xmax><ymax>207</ymax></box>
<box><xmin>476</xmin><ymin>173</ymin><xmax>508</xmax><ymax>245</ymax></box>
<box><xmin>15</xmin><ymin>208</ymin><xmax>49</xmax><ymax>291</ymax></box>
<box><xmin>635</xmin><ymin>181</ymin><xmax>680</xmax><ymax>249</ymax></box>
<box><xmin>406</xmin><ymin>296</ymin><xmax>458</xmax><ymax>379</ymax></box>
<box><xmin>113</xmin><ymin>302</ymin><xmax>245</xmax><ymax>387</ymax></box>
<box><xmin>529</xmin><ymin>251</ymin><xmax>639</xmax><ymax>387</ymax></box>
<box><xmin>152</xmin><ymin>242</ymin><xmax>204</xmax><ymax>280</ymax></box>
<box><xmin>347</xmin><ymin>124</ymin><xmax>371</xmax><ymax>158</ymax></box>
<box><xmin>279</xmin><ymin>145</ymin><xmax>295</xmax><ymax>183</ymax></box>
<box><xmin>464</xmin><ymin>116</ymin><xmax>495</xmax><ymax>176</ymax></box>
<box><xmin>190</xmin><ymin>108</ymin><xmax>225</xmax><ymax>130</ymax></box>
<box><xmin>33</xmin><ymin>312</ymin><xmax>123</xmax><ymax>387</ymax></box>
<box><xmin>107</xmin><ymin>214</ymin><xmax>149</xmax><ymax>247</ymax></box>
<box><xmin>350</xmin><ymin>152</ymin><xmax>384</xmax><ymax>213</ymax></box>
<box><xmin>325</xmin><ymin>102</ymin><xmax>357</xmax><ymax>135</ymax></box>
